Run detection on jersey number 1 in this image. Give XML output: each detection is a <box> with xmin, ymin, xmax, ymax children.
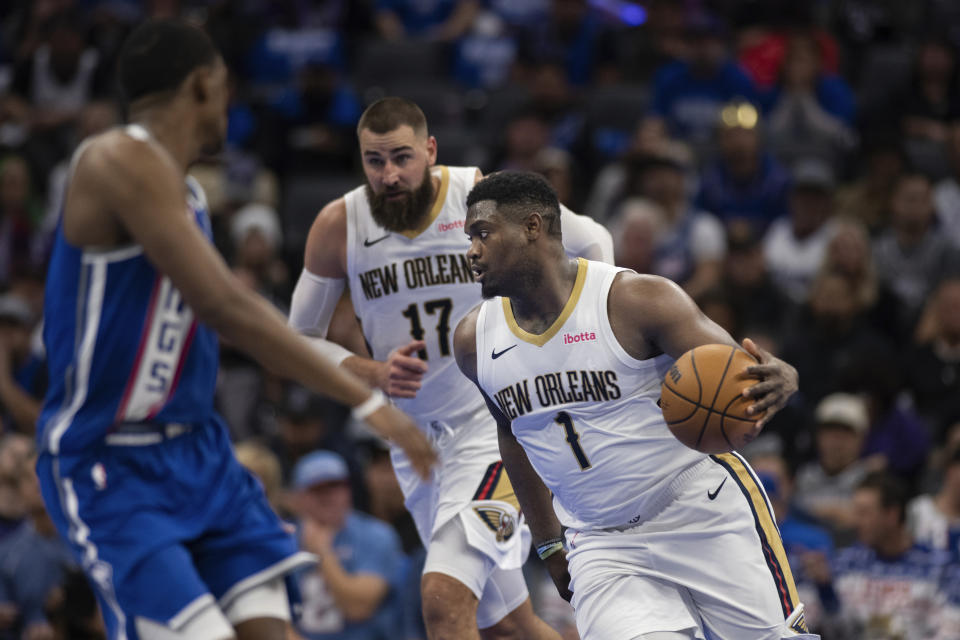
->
<box><xmin>555</xmin><ymin>411</ymin><xmax>592</xmax><ymax>470</ymax></box>
<box><xmin>401</xmin><ymin>298</ymin><xmax>452</xmax><ymax>360</ymax></box>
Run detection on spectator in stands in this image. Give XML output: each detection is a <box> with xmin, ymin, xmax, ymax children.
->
<box><xmin>289</xmin><ymin>450</ymin><xmax>405</xmax><ymax>639</ymax></box>
<box><xmin>749</xmin><ymin>451</ymin><xmax>835</xmax><ymax>632</ymax></box>
<box><xmin>907</xmin><ymin>446</ymin><xmax>960</xmax><ymax>557</ymax></box>
<box><xmin>781</xmin><ymin>272</ymin><xmax>893</xmax><ymax>406</ymax></box>
<box><xmin>815</xmin><ymin>472</ymin><xmax>950</xmax><ymax>640</ymax></box>
<box><xmin>633</xmin><ymin>151</ymin><xmax>727</xmax><ymax>299</ymax></box>
<box><xmin>836</xmin><ymin>139</ymin><xmax>906</xmax><ymax>234</ymax></box>
<box><xmin>0</xmin><ymin>435</ymin><xmax>29</xmax><ymax>543</ymax></box>
<box><xmin>0</xmin><ymin>294</ymin><xmax>41</xmax><ymax>434</ymax></box>
<box><xmin>695</xmin><ymin>101</ymin><xmax>790</xmax><ymax>232</ymax></box>
<box><xmin>719</xmin><ymin>222</ymin><xmax>790</xmax><ymax>341</ymax></box>
<box><xmin>516</xmin><ymin>0</ymin><xmax>617</xmax><ymax>86</ymax></box>
<box><xmin>46</xmin><ymin>567</ymin><xmax>105</xmax><ymax>640</ymax></box>
<box><xmin>0</xmin><ymin>451</ymin><xmax>75</xmax><ymax>640</ymax></box>
<box><xmin>762</xmin><ymin>33</ymin><xmax>856</xmax><ymax>171</ymax></box>
<box><xmin>533</xmin><ymin>147</ymin><xmax>577</xmax><ymax>210</ymax></box>
<box><xmin>375</xmin><ymin>0</ymin><xmax>479</xmax><ymax>43</ymax></box>
<box><xmin>904</xmin><ymin>277</ymin><xmax>960</xmax><ymax>430</ymax></box>
<box><xmin>794</xmin><ymin>393</ymin><xmax>873</xmax><ymax>542</ymax></box>
<box><xmin>934</xmin><ymin>123</ymin><xmax>960</xmax><ymax>244</ymax></box>
<box><xmin>874</xmin><ymin>172</ymin><xmax>960</xmax><ymax>337</ymax></box>
<box><xmin>899</xmin><ymin>37</ymin><xmax>960</xmax><ymax>149</ymax></box>
<box><xmin>496</xmin><ymin>108</ymin><xmax>551</xmax><ymax>173</ymax></box>
<box><xmin>0</xmin><ymin>155</ymin><xmax>44</xmax><ymax>289</ymax></box>
<box><xmin>649</xmin><ymin>13</ymin><xmax>757</xmax><ymax>147</ymax></box>
<box><xmin>235</xmin><ymin>439</ymin><xmax>286</xmax><ymax>516</ymax></box>
<box><xmin>607</xmin><ymin>197</ymin><xmax>664</xmax><ymax>275</ymax></box>
<box><xmin>763</xmin><ymin>158</ymin><xmax>838</xmax><ymax>304</ymax></box>
<box><xmin>229</xmin><ymin>202</ymin><xmax>290</xmax><ymax>304</ymax></box>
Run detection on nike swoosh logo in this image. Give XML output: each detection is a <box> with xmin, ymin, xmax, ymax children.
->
<box><xmin>363</xmin><ymin>234</ymin><xmax>390</xmax><ymax>247</ymax></box>
<box><xmin>491</xmin><ymin>345</ymin><xmax>518</xmax><ymax>359</ymax></box>
<box><xmin>707</xmin><ymin>477</ymin><xmax>727</xmax><ymax>500</ymax></box>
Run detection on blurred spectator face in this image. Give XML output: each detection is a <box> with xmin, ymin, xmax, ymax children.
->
<box><xmin>890</xmin><ymin>175</ymin><xmax>934</xmax><ymax>237</ymax></box>
<box><xmin>936</xmin><ymin>279</ymin><xmax>960</xmax><ymax>341</ymax></box>
<box><xmin>505</xmin><ymin>114</ymin><xmax>550</xmax><ymax>160</ymax></box>
<box><xmin>725</xmin><ymin>243</ymin><xmax>765</xmax><ymax>288</ymax></box>
<box><xmin>865</xmin><ymin>147</ymin><xmax>904</xmax><ymax>186</ymax></box>
<box><xmin>810</xmin><ymin>273</ymin><xmax>859</xmax><ymax>329</ymax></box>
<box><xmin>534</xmin><ymin>147</ymin><xmax>574</xmax><ymax>205</ymax></box>
<box><xmin>296</xmin><ymin>480</ymin><xmax>351</xmax><ymax>530</ymax></box>
<box><xmin>789</xmin><ymin>187</ymin><xmax>833</xmax><ymax>238</ymax></box>
<box><xmin>827</xmin><ymin>221</ymin><xmax>870</xmax><ymax>279</ymax></box>
<box><xmin>0</xmin><ymin>435</ymin><xmax>31</xmax><ymax>520</ymax></box>
<box><xmin>749</xmin><ymin>454</ymin><xmax>792</xmax><ymax>519</ymax></box>
<box><xmin>782</xmin><ymin>36</ymin><xmax>820</xmax><ymax>90</ymax></box>
<box><xmin>611</xmin><ymin>199</ymin><xmax>663</xmax><ymax>272</ymax></box>
<box><xmin>631</xmin><ymin>118</ymin><xmax>669</xmax><ymax>155</ymax></box>
<box><xmin>237</xmin><ymin>230</ymin><xmax>273</xmax><ymax>269</ymax></box>
<box><xmin>640</xmin><ymin>165</ymin><xmax>686</xmax><ymax>214</ymax></box>
<box><xmin>360</xmin><ymin>125</ymin><xmax>437</xmax><ymax>232</ymax></box>
<box><xmin>852</xmin><ymin>486</ymin><xmax>898</xmax><ymax>549</ymax></box>
<box><xmin>816</xmin><ymin>424</ymin><xmax>863</xmax><ymax>475</ymax></box>
<box><xmin>0</xmin><ymin>157</ymin><xmax>30</xmax><ymax>212</ymax></box>
<box><xmin>18</xmin><ymin>455</ymin><xmax>45</xmax><ymax>517</ymax></box>
<box><xmin>531</xmin><ymin>63</ymin><xmax>572</xmax><ymax>112</ymax></box>
<box><xmin>688</xmin><ymin>32</ymin><xmax>726</xmax><ymax>72</ymax></box>
<box><xmin>918</xmin><ymin>41</ymin><xmax>955</xmax><ymax>83</ymax></box>
<box><xmin>718</xmin><ymin>125</ymin><xmax>760</xmax><ymax>177</ymax></box>
<box><xmin>48</xmin><ymin>22</ymin><xmax>85</xmax><ymax>79</ymax></box>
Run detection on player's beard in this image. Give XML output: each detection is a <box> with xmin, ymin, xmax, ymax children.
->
<box><xmin>366</xmin><ymin>167</ymin><xmax>435</xmax><ymax>232</ymax></box>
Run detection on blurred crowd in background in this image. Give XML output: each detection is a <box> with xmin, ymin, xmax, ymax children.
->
<box><xmin>1</xmin><ymin>0</ymin><xmax>960</xmax><ymax>638</ymax></box>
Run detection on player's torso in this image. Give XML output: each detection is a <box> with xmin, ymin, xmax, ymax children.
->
<box><xmin>475</xmin><ymin>259</ymin><xmax>704</xmax><ymax>529</ymax></box>
<box><xmin>345</xmin><ymin>165</ymin><xmax>486</xmax><ymax>424</ymax></box>
<box><xmin>38</xmin><ymin>171</ymin><xmax>219</xmax><ymax>455</ymax></box>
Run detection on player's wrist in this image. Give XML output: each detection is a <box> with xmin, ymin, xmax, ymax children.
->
<box><xmin>536</xmin><ymin>537</ymin><xmax>565</xmax><ymax>560</ymax></box>
<box><xmin>352</xmin><ymin>389</ymin><xmax>387</xmax><ymax>421</ymax></box>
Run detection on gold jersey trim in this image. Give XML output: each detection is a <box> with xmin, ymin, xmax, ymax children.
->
<box><xmin>502</xmin><ymin>258</ymin><xmax>588</xmax><ymax>347</ymax></box>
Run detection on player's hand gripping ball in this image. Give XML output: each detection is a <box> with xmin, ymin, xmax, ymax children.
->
<box><xmin>659</xmin><ymin>344</ymin><xmax>763</xmax><ymax>453</ymax></box>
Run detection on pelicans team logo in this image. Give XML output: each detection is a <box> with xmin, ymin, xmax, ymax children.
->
<box><xmin>474</xmin><ymin>506</ymin><xmax>516</xmax><ymax>542</ymax></box>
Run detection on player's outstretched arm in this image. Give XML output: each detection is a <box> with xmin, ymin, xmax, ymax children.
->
<box><xmin>78</xmin><ymin>134</ymin><xmax>435</xmax><ymax>477</ymax></box>
<box><xmin>453</xmin><ymin>307</ymin><xmax>572</xmax><ymax>601</ymax></box>
<box><xmin>293</xmin><ymin>199</ymin><xmax>428</xmax><ymax>398</ymax></box>
<box><xmin>609</xmin><ymin>272</ymin><xmax>798</xmax><ymax>429</ymax></box>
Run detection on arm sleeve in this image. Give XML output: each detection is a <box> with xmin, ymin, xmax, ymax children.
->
<box><xmin>288</xmin><ymin>268</ymin><xmax>354</xmax><ymax>366</ymax></box>
<box><xmin>559</xmin><ymin>204</ymin><xmax>615</xmax><ymax>264</ymax></box>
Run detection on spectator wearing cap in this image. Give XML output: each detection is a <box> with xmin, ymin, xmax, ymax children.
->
<box><xmin>629</xmin><ymin>150</ymin><xmax>727</xmax><ymax>300</ymax></box>
<box><xmin>874</xmin><ymin>172</ymin><xmax>960</xmax><ymax>338</ymax></box>
<box><xmin>907</xmin><ymin>446</ymin><xmax>960</xmax><ymax>557</ymax></box>
<box><xmin>794</xmin><ymin>393</ymin><xmax>873</xmax><ymax>543</ymax></box>
<box><xmin>648</xmin><ymin>13</ymin><xmax>758</xmax><ymax>148</ymax></box>
<box><xmin>0</xmin><ymin>293</ymin><xmax>42</xmax><ymax>434</ymax></box>
<box><xmin>813</xmin><ymin>472</ymin><xmax>952</xmax><ymax>640</ymax></box>
<box><xmin>695</xmin><ymin>101</ymin><xmax>791</xmax><ymax>233</ymax></box>
<box><xmin>288</xmin><ymin>450</ymin><xmax>405</xmax><ymax>640</ymax></box>
<box><xmin>229</xmin><ymin>202</ymin><xmax>290</xmax><ymax>304</ymax></box>
<box><xmin>763</xmin><ymin>158</ymin><xmax>838</xmax><ymax>304</ymax></box>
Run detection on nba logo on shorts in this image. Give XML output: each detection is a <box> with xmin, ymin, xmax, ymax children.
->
<box><xmin>91</xmin><ymin>462</ymin><xmax>107</xmax><ymax>490</ymax></box>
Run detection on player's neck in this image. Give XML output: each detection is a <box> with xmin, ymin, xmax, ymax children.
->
<box><xmin>128</xmin><ymin>107</ymin><xmax>197</xmax><ymax>173</ymax></box>
<box><xmin>510</xmin><ymin>253</ymin><xmax>578</xmax><ymax>329</ymax></box>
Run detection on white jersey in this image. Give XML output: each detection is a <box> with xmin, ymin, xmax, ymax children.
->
<box><xmin>475</xmin><ymin>258</ymin><xmax>705</xmax><ymax>530</ymax></box>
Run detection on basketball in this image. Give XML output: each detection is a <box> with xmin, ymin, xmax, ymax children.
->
<box><xmin>659</xmin><ymin>344</ymin><xmax>762</xmax><ymax>454</ymax></box>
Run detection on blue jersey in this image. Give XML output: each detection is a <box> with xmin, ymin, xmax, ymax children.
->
<box><xmin>37</xmin><ymin>170</ymin><xmax>219</xmax><ymax>455</ymax></box>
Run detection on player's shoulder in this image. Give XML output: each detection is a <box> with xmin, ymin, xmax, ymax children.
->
<box><xmin>610</xmin><ymin>270</ymin><xmax>683</xmax><ymax>300</ymax></box>
<box><xmin>307</xmin><ymin>197</ymin><xmax>347</xmax><ymax>242</ymax></box>
<box><xmin>609</xmin><ymin>271</ymin><xmax>692</xmax><ymax>324</ymax></box>
<box><xmin>76</xmin><ymin>127</ymin><xmax>174</xmax><ymax>185</ymax></box>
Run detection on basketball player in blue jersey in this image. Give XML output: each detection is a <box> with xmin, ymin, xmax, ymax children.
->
<box><xmin>35</xmin><ymin>20</ymin><xmax>435</xmax><ymax>640</ymax></box>
<box><xmin>454</xmin><ymin>171</ymin><xmax>818</xmax><ymax>640</ymax></box>
<box><xmin>289</xmin><ymin>98</ymin><xmax>611</xmax><ymax>640</ymax></box>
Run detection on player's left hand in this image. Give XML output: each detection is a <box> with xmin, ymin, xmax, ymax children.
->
<box><xmin>545</xmin><ymin>551</ymin><xmax>573</xmax><ymax>602</ymax></box>
<box><xmin>739</xmin><ymin>338</ymin><xmax>798</xmax><ymax>430</ymax></box>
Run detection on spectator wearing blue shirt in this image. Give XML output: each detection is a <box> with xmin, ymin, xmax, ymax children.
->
<box><xmin>290</xmin><ymin>450</ymin><xmax>405</xmax><ymax>640</ymax></box>
<box><xmin>375</xmin><ymin>0</ymin><xmax>479</xmax><ymax>42</ymax></box>
<box><xmin>695</xmin><ymin>101</ymin><xmax>791</xmax><ymax>233</ymax></box>
<box><xmin>810</xmin><ymin>472</ymin><xmax>952</xmax><ymax>640</ymax></box>
<box><xmin>650</xmin><ymin>14</ymin><xmax>758</xmax><ymax>147</ymax></box>
<box><xmin>0</xmin><ymin>294</ymin><xmax>41</xmax><ymax>434</ymax></box>
<box><xmin>0</xmin><ymin>451</ymin><xmax>76</xmax><ymax>640</ymax></box>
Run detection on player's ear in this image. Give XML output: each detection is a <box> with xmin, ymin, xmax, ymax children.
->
<box><xmin>525</xmin><ymin>212</ymin><xmax>544</xmax><ymax>239</ymax></box>
<box><xmin>426</xmin><ymin>135</ymin><xmax>438</xmax><ymax>166</ymax></box>
<box><xmin>190</xmin><ymin>66</ymin><xmax>213</xmax><ymax>104</ymax></box>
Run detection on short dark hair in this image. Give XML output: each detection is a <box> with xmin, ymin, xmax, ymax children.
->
<box><xmin>357</xmin><ymin>97</ymin><xmax>428</xmax><ymax>137</ymax></box>
<box><xmin>466</xmin><ymin>171</ymin><xmax>561</xmax><ymax>236</ymax></box>
<box><xmin>857</xmin><ymin>471</ymin><xmax>908</xmax><ymax>523</ymax></box>
<box><xmin>118</xmin><ymin>19</ymin><xmax>219</xmax><ymax>105</ymax></box>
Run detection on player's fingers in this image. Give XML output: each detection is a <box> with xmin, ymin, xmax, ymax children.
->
<box><xmin>391</xmin><ymin>355</ymin><xmax>428</xmax><ymax>373</ymax></box>
<box><xmin>741</xmin><ymin>337</ymin><xmax>770</xmax><ymax>363</ymax></box>
<box><xmin>390</xmin><ymin>379</ymin><xmax>422</xmax><ymax>392</ymax></box>
<box><xmin>743</xmin><ymin>363</ymin><xmax>779</xmax><ymax>379</ymax></box>
<box><xmin>396</xmin><ymin>340</ymin><xmax>427</xmax><ymax>356</ymax></box>
<box><xmin>741</xmin><ymin>380</ymin><xmax>777</xmax><ymax>399</ymax></box>
<box><xmin>389</xmin><ymin>366</ymin><xmax>426</xmax><ymax>381</ymax></box>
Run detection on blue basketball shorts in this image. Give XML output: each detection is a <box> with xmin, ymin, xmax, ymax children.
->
<box><xmin>36</xmin><ymin>416</ymin><xmax>313</xmax><ymax>640</ymax></box>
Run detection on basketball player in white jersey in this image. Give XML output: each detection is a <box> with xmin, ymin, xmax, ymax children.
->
<box><xmin>288</xmin><ymin>98</ymin><xmax>612</xmax><ymax>640</ymax></box>
<box><xmin>454</xmin><ymin>171</ymin><xmax>818</xmax><ymax>640</ymax></box>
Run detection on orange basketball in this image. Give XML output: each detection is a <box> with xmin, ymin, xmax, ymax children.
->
<box><xmin>659</xmin><ymin>344</ymin><xmax>763</xmax><ymax>454</ymax></box>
